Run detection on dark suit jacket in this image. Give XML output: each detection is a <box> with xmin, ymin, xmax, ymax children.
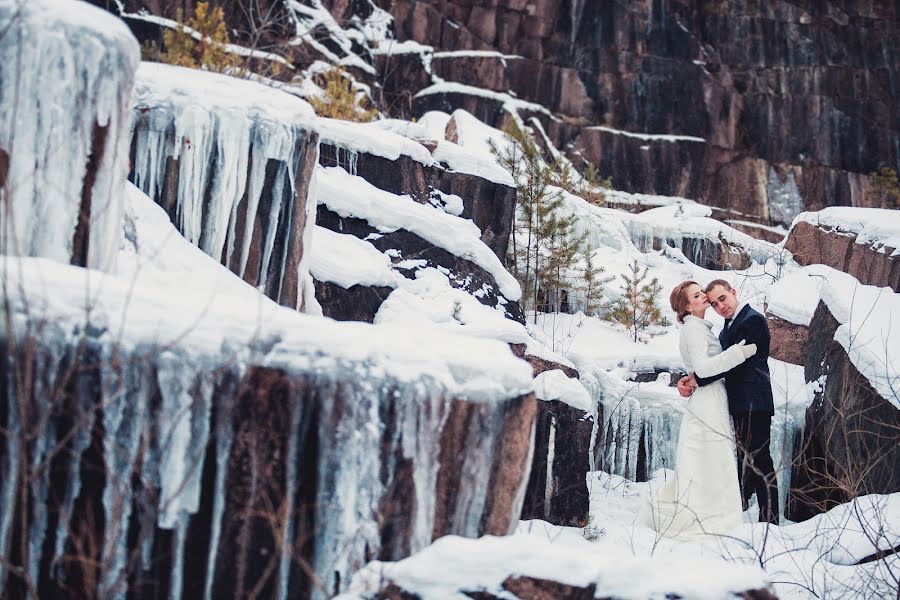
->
<box><xmin>695</xmin><ymin>305</ymin><xmax>775</xmax><ymax>415</ymax></box>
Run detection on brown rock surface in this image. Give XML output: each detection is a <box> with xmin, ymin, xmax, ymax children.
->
<box><xmin>766</xmin><ymin>313</ymin><xmax>809</xmax><ymax>366</ymax></box>
<box><xmin>784</xmin><ymin>220</ymin><xmax>900</xmax><ymax>291</ymax></box>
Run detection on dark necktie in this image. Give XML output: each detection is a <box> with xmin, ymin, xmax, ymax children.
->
<box><xmin>723</xmin><ymin>318</ymin><xmax>732</xmax><ymax>332</ymax></box>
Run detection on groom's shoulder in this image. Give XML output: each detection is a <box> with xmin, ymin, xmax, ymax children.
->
<box><xmin>742</xmin><ymin>306</ymin><xmax>768</xmax><ymax>327</ymax></box>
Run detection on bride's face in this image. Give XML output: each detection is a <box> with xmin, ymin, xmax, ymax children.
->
<box><xmin>685</xmin><ymin>283</ymin><xmax>709</xmax><ymax>316</ymax></box>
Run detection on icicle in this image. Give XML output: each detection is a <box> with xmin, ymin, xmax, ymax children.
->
<box><xmin>154</xmin><ymin>352</ymin><xmax>211</xmax><ymax>529</ymax></box>
<box><xmin>203</xmin><ymin>369</ymin><xmax>238</xmax><ymax>600</ymax></box>
<box><xmin>99</xmin><ymin>355</ymin><xmax>149</xmax><ymax>600</ymax></box>
<box><xmin>258</xmin><ymin>162</ymin><xmax>289</xmax><ymax>291</ymax></box>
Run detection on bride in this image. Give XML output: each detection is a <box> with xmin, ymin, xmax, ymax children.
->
<box><xmin>642</xmin><ymin>280</ymin><xmax>754</xmax><ymax>539</ymax></box>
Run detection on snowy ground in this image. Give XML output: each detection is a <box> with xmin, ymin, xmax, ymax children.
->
<box><xmin>341</xmin><ymin>475</ymin><xmax>899</xmax><ymax>599</ymax></box>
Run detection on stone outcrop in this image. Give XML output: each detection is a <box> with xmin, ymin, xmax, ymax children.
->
<box><xmin>766</xmin><ymin>313</ymin><xmax>808</xmax><ymax>366</ymax></box>
<box><xmin>0</xmin><ymin>325</ymin><xmax>536</xmax><ymax>599</ymax></box>
<box><xmin>787</xmin><ymin>301</ymin><xmax>900</xmax><ymax>521</ymax></box>
<box><xmin>129</xmin><ymin>63</ymin><xmax>321</xmax><ymax>310</ymax></box>
<box><xmin>520</xmin><ymin>399</ymin><xmax>593</xmax><ymax>526</ymax></box>
<box><xmin>784</xmin><ymin>220</ymin><xmax>900</xmax><ymax>292</ymax></box>
<box><xmin>314</xmin><ymin>139</ymin><xmax>522</xmax><ymax>324</ymax></box>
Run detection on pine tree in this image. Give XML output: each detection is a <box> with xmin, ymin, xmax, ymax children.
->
<box><xmin>308</xmin><ymin>67</ymin><xmax>378</xmax><ymax>122</ymax></box>
<box><xmin>578</xmin><ymin>248</ymin><xmax>613</xmax><ymax>315</ymax></box>
<box><xmin>489</xmin><ymin>122</ymin><xmax>587</xmax><ymax>319</ymax></box>
<box><xmin>606</xmin><ymin>259</ymin><xmax>663</xmax><ymax>342</ymax></box>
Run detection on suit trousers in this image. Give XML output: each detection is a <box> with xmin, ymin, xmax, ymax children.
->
<box><xmin>733</xmin><ymin>412</ymin><xmax>779</xmax><ymax>524</ymax></box>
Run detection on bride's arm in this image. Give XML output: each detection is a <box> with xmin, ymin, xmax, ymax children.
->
<box><xmin>684</xmin><ymin>325</ymin><xmax>751</xmax><ymax>379</ymax></box>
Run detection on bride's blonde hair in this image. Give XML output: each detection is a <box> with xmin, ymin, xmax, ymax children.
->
<box><xmin>670</xmin><ymin>280</ymin><xmax>699</xmax><ymax>324</ymax></box>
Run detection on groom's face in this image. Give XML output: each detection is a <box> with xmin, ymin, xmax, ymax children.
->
<box><xmin>707</xmin><ymin>284</ymin><xmax>739</xmax><ymax>319</ymax></box>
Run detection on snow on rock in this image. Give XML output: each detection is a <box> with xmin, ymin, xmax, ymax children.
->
<box><xmin>316</xmin><ymin>166</ymin><xmax>521</xmax><ymax>301</ymax></box>
<box><xmin>315</xmin><ymin>117</ymin><xmax>434</xmax><ymax>166</ymax></box>
<box><xmin>0</xmin><ymin>0</ymin><xmax>139</xmax><ymax>271</ymax></box>
<box><xmin>793</xmin><ymin>207</ymin><xmax>900</xmax><ymax>256</ymax></box>
<box><xmin>130</xmin><ymin>62</ymin><xmax>319</xmax><ymax>307</ymax></box>
<box><xmin>818</xmin><ymin>269</ymin><xmax>900</xmax><ymax>408</ymax></box>
<box><xmin>766</xmin><ymin>264</ymin><xmax>833</xmax><ymax>325</ymax></box>
<box><xmin>12</xmin><ymin>184</ymin><xmax>534</xmax><ymax>403</ymax></box>
<box><xmin>532</xmin><ymin>369</ymin><xmax>592</xmax><ymax>412</ymax></box>
<box><xmin>374</xmin><ymin>268</ymin><xmax>528</xmax><ymax>344</ymax></box>
<box><xmin>309</xmin><ymin>225</ymin><xmax>404</xmax><ymax>288</ymax></box>
<box><xmin>371</xmin><ymin>111</ymin><xmax>514</xmax><ymax>186</ymax></box>
<box><xmin>339</xmin><ymin>532</ymin><xmax>770</xmax><ymax>600</ymax></box>
<box><xmin>767</xmin><ymin>263</ymin><xmax>898</xmax><ymax>408</ymax></box>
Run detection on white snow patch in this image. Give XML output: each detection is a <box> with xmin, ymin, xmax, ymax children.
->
<box><xmin>316</xmin><ymin>166</ymin><xmax>521</xmax><ymax>301</ymax></box>
<box><xmin>309</xmin><ymin>226</ymin><xmax>403</xmax><ymax>289</ymax></box>
<box><xmin>532</xmin><ymin>370</ymin><xmax>592</xmax><ymax>412</ymax></box>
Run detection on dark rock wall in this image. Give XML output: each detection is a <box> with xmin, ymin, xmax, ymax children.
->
<box><xmin>788</xmin><ymin>301</ymin><xmax>900</xmax><ymax>521</ymax></box>
<box><xmin>391</xmin><ymin>0</ymin><xmax>899</xmax><ymax>225</ymax></box>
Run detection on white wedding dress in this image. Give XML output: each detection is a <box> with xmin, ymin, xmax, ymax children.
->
<box><xmin>642</xmin><ymin>315</ymin><xmax>744</xmax><ymax>539</ymax></box>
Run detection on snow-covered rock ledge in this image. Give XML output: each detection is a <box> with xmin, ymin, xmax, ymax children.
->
<box><xmin>0</xmin><ymin>187</ymin><xmax>536</xmax><ymax>599</ymax></box>
<box><xmin>784</xmin><ymin>207</ymin><xmax>900</xmax><ymax>292</ymax></box>
<box><xmin>130</xmin><ymin>62</ymin><xmax>320</xmax><ymax>309</ymax></box>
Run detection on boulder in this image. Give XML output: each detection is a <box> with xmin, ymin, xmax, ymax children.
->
<box><xmin>520</xmin><ymin>399</ymin><xmax>593</xmax><ymax>526</ymax></box>
<box><xmin>787</xmin><ymin>301</ymin><xmax>900</xmax><ymax>521</ymax></box>
<box><xmin>784</xmin><ymin>220</ymin><xmax>900</xmax><ymax>292</ymax></box>
<box><xmin>766</xmin><ymin>313</ymin><xmax>808</xmax><ymax>366</ymax></box>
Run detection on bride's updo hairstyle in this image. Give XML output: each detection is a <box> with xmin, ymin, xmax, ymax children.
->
<box><xmin>670</xmin><ymin>280</ymin><xmax>699</xmax><ymax>324</ymax></box>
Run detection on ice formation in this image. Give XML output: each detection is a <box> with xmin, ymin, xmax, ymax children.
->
<box><xmin>0</xmin><ymin>0</ymin><xmax>139</xmax><ymax>271</ymax></box>
<box><xmin>130</xmin><ymin>62</ymin><xmax>319</xmax><ymax>306</ymax></box>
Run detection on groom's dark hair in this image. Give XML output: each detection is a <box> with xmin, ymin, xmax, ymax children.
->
<box><xmin>704</xmin><ymin>279</ymin><xmax>732</xmax><ymax>294</ymax></box>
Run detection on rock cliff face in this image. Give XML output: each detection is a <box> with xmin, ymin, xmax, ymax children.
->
<box><xmin>0</xmin><ymin>325</ymin><xmax>535</xmax><ymax>599</ymax></box>
<box><xmin>788</xmin><ymin>301</ymin><xmax>900</xmax><ymax>521</ymax></box>
<box><xmin>388</xmin><ymin>0</ymin><xmax>899</xmax><ymax>226</ymax></box>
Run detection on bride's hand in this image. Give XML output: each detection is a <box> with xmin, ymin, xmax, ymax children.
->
<box><xmin>735</xmin><ymin>339</ymin><xmax>757</xmax><ymax>359</ymax></box>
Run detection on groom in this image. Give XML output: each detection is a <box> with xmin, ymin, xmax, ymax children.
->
<box><xmin>677</xmin><ymin>279</ymin><xmax>779</xmax><ymax>524</ymax></box>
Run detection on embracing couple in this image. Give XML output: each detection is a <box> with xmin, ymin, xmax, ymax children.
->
<box><xmin>642</xmin><ymin>279</ymin><xmax>779</xmax><ymax>540</ymax></box>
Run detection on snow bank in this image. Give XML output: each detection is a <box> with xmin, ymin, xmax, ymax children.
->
<box><xmin>588</xmin><ymin>471</ymin><xmax>899</xmax><ymax>600</ymax></box>
<box><xmin>4</xmin><ymin>185</ymin><xmax>533</xmax><ymax>404</ymax></box>
<box><xmin>794</xmin><ymin>207</ymin><xmax>900</xmax><ymax>256</ymax></box>
<box><xmin>0</xmin><ymin>0</ymin><xmax>139</xmax><ymax>271</ymax></box>
<box><xmin>316</xmin><ymin>166</ymin><xmax>521</xmax><ymax>300</ymax></box>
<box><xmin>341</xmin><ymin>533</ymin><xmax>769</xmax><ymax>599</ymax></box>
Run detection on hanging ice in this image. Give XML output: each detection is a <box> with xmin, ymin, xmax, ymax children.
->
<box><xmin>0</xmin><ymin>0</ymin><xmax>139</xmax><ymax>271</ymax></box>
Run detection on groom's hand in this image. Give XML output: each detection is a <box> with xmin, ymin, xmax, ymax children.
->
<box><xmin>677</xmin><ymin>374</ymin><xmax>697</xmax><ymax>397</ymax></box>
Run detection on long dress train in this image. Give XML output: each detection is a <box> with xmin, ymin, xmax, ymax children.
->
<box><xmin>641</xmin><ymin>315</ymin><xmax>744</xmax><ymax>540</ymax></box>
